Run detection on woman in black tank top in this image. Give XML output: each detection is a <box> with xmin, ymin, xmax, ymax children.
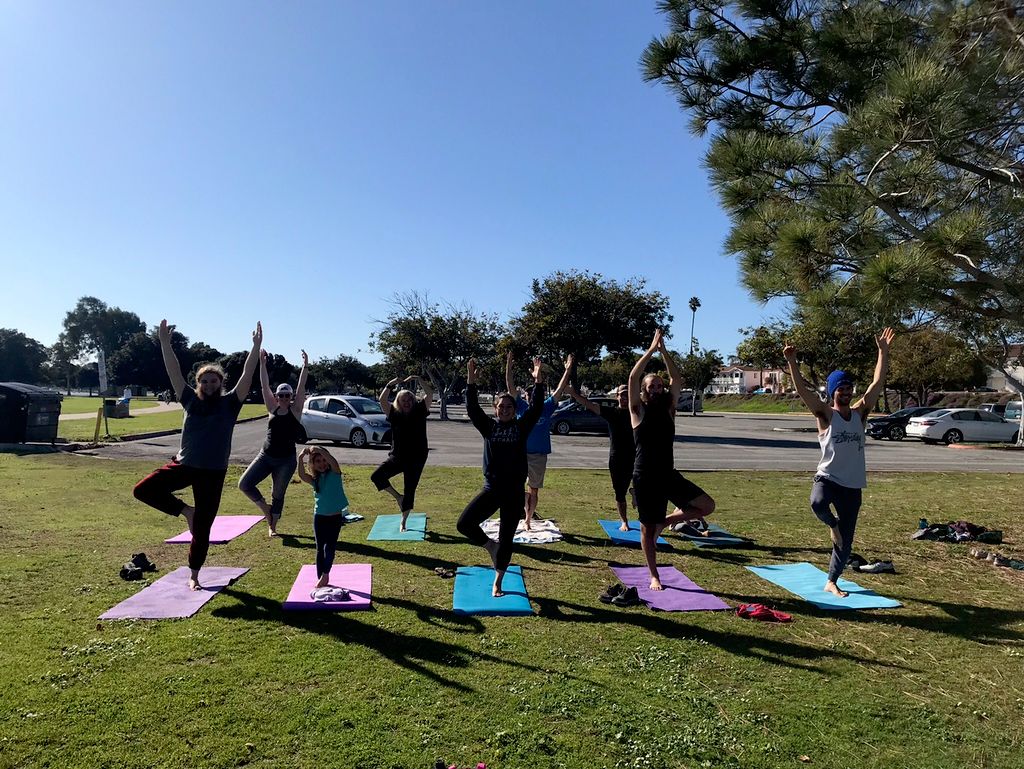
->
<box><xmin>629</xmin><ymin>330</ymin><xmax>716</xmax><ymax>591</ymax></box>
<box><xmin>238</xmin><ymin>348</ymin><xmax>309</xmax><ymax>536</ymax></box>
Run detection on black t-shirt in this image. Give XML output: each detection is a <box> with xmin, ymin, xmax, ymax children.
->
<box><xmin>599</xmin><ymin>404</ymin><xmax>635</xmax><ymax>461</ymax></box>
<box><xmin>467</xmin><ymin>383</ymin><xmax>545</xmax><ymax>491</ymax></box>
<box><xmin>388</xmin><ymin>398</ymin><xmax>429</xmax><ymax>459</ymax></box>
<box><xmin>263</xmin><ymin>409</ymin><xmax>302</xmax><ymax>458</ymax></box>
<box><xmin>633</xmin><ymin>394</ymin><xmax>675</xmax><ymax>476</ymax></box>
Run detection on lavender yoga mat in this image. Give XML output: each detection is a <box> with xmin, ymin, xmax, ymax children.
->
<box><xmin>282</xmin><ymin>564</ymin><xmax>372</xmax><ymax>611</ymax></box>
<box><xmin>99</xmin><ymin>566</ymin><xmax>248</xmax><ymax>620</ymax></box>
<box><xmin>165</xmin><ymin>515</ymin><xmax>264</xmax><ymax>544</ymax></box>
<box><xmin>610</xmin><ymin>565</ymin><xmax>730</xmax><ymax>612</ymax></box>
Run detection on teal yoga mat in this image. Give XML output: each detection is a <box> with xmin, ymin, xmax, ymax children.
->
<box><xmin>747</xmin><ymin>562</ymin><xmax>901</xmax><ymax>610</ymax></box>
<box><xmin>366</xmin><ymin>513</ymin><xmax>426</xmax><ymax>541</ymax></box>
<box><xmin>598</xmin><ymin>519</ymin><xmax>668</xmax><ymax>547</ymax></box>
<box><xmin>452</xmin><ymin>566</ymin><xmax>533</xmax><ymax>616</ymax></box>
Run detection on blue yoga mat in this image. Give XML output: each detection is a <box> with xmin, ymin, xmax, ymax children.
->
<box><xmin>366</xmin><ymin>513</ymin><xmax>426</xmax><ymax>541</ymax></box>
<box><xmin>452</xmin><ymin>566</ymin><xmax>533</xmax><ymax>616</ymax></box>
<box><xmin>680</xmin><ymin>523</ymin><xmax>751</xmax><ymax>548</ymax></box>
<box><xmin>747</xmin><ymin>562</ymin><xmax>902</xmax><ymax>610</ymax></box>
<box><xmin>598</xmin><ymin>520</ymin><xmax>668</xmax><ymax>547</ymax></box>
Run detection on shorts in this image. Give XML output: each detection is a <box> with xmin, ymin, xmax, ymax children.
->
<box><xmin>632</xmin><ymin>469</ymin><xmax>706</xmax><ymax>526</ymax></box>
<box><xmin>609</xmin><ymin>456</ymin><xmax>633</xmax><ymax>502</ymax></box>
<box><xmin>526</xmin><ymin>453</ymin><xmax>549</xmax><ymax>489</ymax></box>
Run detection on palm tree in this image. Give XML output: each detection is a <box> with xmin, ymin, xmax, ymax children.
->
<box><xmin>688</xmin><ymin>297</ymin><xmax>701</xmax><ymax>354</ymax></box>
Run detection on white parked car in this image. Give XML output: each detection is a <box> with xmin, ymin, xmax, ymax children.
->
<box><xmin>301</xmin><ymin>395</ymin><xmax>391</xmax><ymax>448</ymax></box>
<box><xmin>905</xmin><ymin>408</ymin><xmax>1020</xmax><ymax>445</ymax></box>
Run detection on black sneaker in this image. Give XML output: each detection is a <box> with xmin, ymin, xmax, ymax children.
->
<box><xmin>611</xmin><ymin>586</ymin><xmax>641</xmax><ymax>607</ymax></box>
<box><xmin>120</xmin><ymin>562</ymin><xmax>143</xmax><ymax>581</ymax></box>
<box><xmin>599</xmin><ymin>583</ymin><xmax>625</xmax><ymax>604</ymax></box>
<box><xmin>130</xmin><ymin>552</ymin><xmax>157</xmax><ymax>572</ymax></box>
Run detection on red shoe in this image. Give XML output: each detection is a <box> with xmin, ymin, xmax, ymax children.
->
<box><xmin>737</xmin><ymin>603</ymin><xmax>792</xmax><ymax>622</ymax></box>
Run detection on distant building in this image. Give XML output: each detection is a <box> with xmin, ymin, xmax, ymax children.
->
<box><xmin>985</xmin><ymin>344</ymin><xmax>1024</xmax><ymax>392</ymax></box>
<box><xmin>709</xmin><ymin>365</ymin><xmax>787</xmax><ymax>395</ymax></box>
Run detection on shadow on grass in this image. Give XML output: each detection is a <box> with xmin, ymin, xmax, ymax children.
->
<box><xmin>530</xmin><ymin>594</ymin><xmax>903</xmax><ymax>674</ymax></box>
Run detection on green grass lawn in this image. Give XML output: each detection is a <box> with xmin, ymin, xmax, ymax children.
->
<box><xmin>58</xmin><ymin>404</ymin><xmax>266</xmax><ymax>442</ymax></box>
<box><xmin>56</xmin><ymin>396</ymin><xmax>164</xmax><ymax>415</ymax></box>
<box><xmin>1</xmin><ymin>455</ymin><xmax>1022</xmax><ymax>769</ymax></box>
<box><xmin>704</xmin><ymin>395</ymin><xmax>808</xmax><ymax>414</ymax></box>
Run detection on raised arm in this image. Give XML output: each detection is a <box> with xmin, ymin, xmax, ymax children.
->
<box><xmin>158</xmin><ymin>319</ymin><xmax>187</xmax><ymax>399</ymax></box>
<box><xmin>378</xmin><ymin>376</ymin><xmax>401</xmax><ymax>418</ymax></box>
<box><xmin>551</xmin><ymin>354</ymin><xmax>573</xmax><ymax>401</ymax></box>
<box><xmin>465</xmin><ymin>358</ymin><xmax>493</xmax><ymax>436</ymax></box>
<box><xmin>232</xmin><ymin>322</ymin><xmax>263</xmax><ymax>403</ymax></box>
<box><xmin>783</xmin><ymin>342</ymin><xmax>831</xmax><ymax>429</ymax></box>
<box><xmin>569</xmin><ymin>385</ymin><xmax>600</xmax><ymax>415</ymax></box>
<box><xmin>629</xmin><ymin>330</ymin><xmax>662</xmax><ymax>427</ymax></box>
<box><xmin>658</xmin><ymin>338</ymin><xmax>683</xmax><ymax>411</ymax></box>
<box><xmin>293</xmin><ymin>349</ymin><xmax>309</xmax><ymax>413</ymax></box>
<box><xmin>259</xmin><ymin>349</ymin><xmax>275</xmax><ymax>413</ymax></box>
<box><xmin>517</xmin><ymin>358</ymin><xmax>547</xmax><ymax>434</ymax></box>
<box><xmin>854</xmin><ymin>328</ymin><xmax>895</xmax><ymax>419</ymax></box>
<box><xmin>504</xmin><ymin>350</ymin><xmax>514</xmax><ymax>395</ymax></box>
<box><xmin>296</xmin><ymin>447</ymin><xmax>314</xmax><ymax>485</ymax></box>
<box><xmin>409</xmin><ymin>375</ymin><xmax>433</xmax><ymax>409</ymax></box>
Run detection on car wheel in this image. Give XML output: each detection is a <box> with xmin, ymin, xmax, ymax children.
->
<box><xmin>888</xmin><ymin>425</ymin><xmax>905</xmax><ymax>441</ymax></box>
<box><xmin>349</xmin><ymin>428</ymin><xmax>368</xmax><ymax>448</ymax></box>
<box><xmin>554</xmin><ymin>420</ymin><xmax>570</xmax><ymax>435</ymax></box>
<box><xmin>942</xmin><ymin>429</ymin><xmax>963</xmax><ymax>445</ymax></box>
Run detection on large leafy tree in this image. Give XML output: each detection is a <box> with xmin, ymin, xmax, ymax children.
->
<box><xmin>108</xmin><ymin>327</ymin><xmax>191</xmax><ymax>392</ymax></box>
<box><xmin>888</xmin><ymin>328</ymin><xmax>986</xmax><ymax>407</ymax></box>
<box><xmin>679</xmin><ymin>347</ymin><xmax>724</xmax><ymax>414</ymax></box>
<box><xmin>509</xmin><ymin>271</ymin><xmax>673</xmax><ymax>368</ymax></box>
<box><xmin>59</xmin><ymin>297</ymin><xmax>145</xmax><ymax>362</ymax></box>
<box><xmin>370</xmin><ymin>292</ymin><xmax>504</xmax><ymax>420</ymax></box>
<box><xmin>0</xmin><ymin>329</ymin><xmax>47</xmax><ymax>383</ymax></box>
<box><xmin>308</xmin><ymin>354</ymin><xmax>375</xmax><ymax>395</ymax></box>
<box><xmin>643</xmin><ymin>0</ymin><xmax>1024</xmax><ymax>397</ymax></box>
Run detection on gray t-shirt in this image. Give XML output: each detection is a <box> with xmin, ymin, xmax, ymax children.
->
<box><xmin>175</xmin><ymin>387</ymin><xmax>244</xmax><ymax>470</ymax></box>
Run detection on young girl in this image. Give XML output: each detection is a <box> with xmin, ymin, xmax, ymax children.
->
<box><xmin>297</xmin><ymin>446</ymin><xmax>350</xmax><ymax>590</ymax></box>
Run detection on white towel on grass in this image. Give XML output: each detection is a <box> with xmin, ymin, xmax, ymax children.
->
<box><xmin>480</xmin><ymin>517</ymin><xmax>563</xmax><ymax>545</ymax></box>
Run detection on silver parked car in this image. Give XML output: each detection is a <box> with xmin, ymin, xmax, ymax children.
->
<box><xmin>301</xmin><ymin>395</ymin><xmax>391</xmax><ymax>448</ymax></box>
<box><xmin>906</xmin><ymin>408</ymin><xmax>1020</xmax><ymax>445</ymax></box>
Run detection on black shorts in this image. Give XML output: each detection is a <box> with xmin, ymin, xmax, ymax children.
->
<box><xmin>608</xmin><ymin>456</ymin><xmax>633</xmax><ymax>502</ymax></box>
<box><xmin>632</xmin><ymin>470</ymin><xmax>706</xmax><ymax>525</ymax></box>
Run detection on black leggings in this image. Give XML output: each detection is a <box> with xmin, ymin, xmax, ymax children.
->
<box><xmin>133</xmin><ymin>460</ymin><xmax>227</xmax><ymax>571</ymax></box>
<box><xmin>810</xmin><ymin>476</ymin><xmax>862</xmax><ymax>582</ymax></box>
<box><xmin>457</xmin><ymin>487</ymin><xmax>522</xmax><ymax>572</ymax></box>
<box><xmin>313</xmin><ymin>514</ymin><xmax>344</xmax><ymax>579</ymax></box>
<box><xmin>609</xmin><ymin>456</ymin><xmax>633</xmax><ymax>503</ymax></box>
<box><xmin>370</xmin><ymin>455</ymin><xmax>426</xmax><ymax>512</ymax></box>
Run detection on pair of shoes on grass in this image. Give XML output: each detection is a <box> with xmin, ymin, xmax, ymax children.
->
<box><xmin>599</xmin><ymin>583</ymin><xmax>641</xmax><ymax>607</ymax></box>
<box><xmin>433</xmin><ymin>566</ymin><xmax>456</xmax><ymax>579</ymax></box>
<box><xmin>120</xmin><ymin>552</ymin><xmax>158</xmax><ymax>581</ymax></box>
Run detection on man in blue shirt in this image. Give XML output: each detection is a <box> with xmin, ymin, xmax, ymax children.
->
<box><xmin>506</xmin><ymin>352</ymin><xmax>573</xmax><ymax>530</ymax></box>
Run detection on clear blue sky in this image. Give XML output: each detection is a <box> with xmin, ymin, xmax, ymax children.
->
<box><xmin>0</xmin><ymin>2</ymin><xmax>785</xmax><ymax>366</ymax></box>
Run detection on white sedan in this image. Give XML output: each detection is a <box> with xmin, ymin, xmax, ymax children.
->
<box><xmin>906</xmin><ymin>408</ymin><xmax>1020</xmax><ymax>445</ymax></box>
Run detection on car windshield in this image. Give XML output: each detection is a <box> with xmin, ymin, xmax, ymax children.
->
<box><xmin>348</xmin><ymin>398</ymin><xmax>385</xmax><ymax>416</ymax></box>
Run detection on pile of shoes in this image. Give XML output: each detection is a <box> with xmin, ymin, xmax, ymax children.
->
<box><xmin>912</xmin><ymin>520</ymin><xmax>1002</xmax><ymax>544</ymax></box>
<box><xmin>969</xmin><ymin>548</ymin><xmax>1024</xmax><ymax>570</ymax></box>
<box><xmin>846</xmin><ymin>553</ymin><xmax>896</xmax><ymax>574</ymax></box>
<box><xmin>119</xmin><ymin>552</ymin><xmax>157</xmax><ymax>581</ymax></box>
<box><xmin>599</xmin><ymin>583</ymin><xmax>641</xmax><ymax>607</ymax></box>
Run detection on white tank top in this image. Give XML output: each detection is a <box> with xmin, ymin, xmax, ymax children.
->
<box><xmin>816</xmin><ymin>410</ymin><xmax>866</xmax><ymax>489</ymax></box>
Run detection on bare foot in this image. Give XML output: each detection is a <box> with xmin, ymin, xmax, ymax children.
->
<box><xmin>650</xmin><ymin>577</ymin><xmax>664</xmax><ymax>591</ymax></box>
<box><xmin>180</xmin><ymin>505</ymin><xmax>196</xmax><ymax>535</ymax></box>
<box><xmin>524</xmin><ymin>516</ymin><xmax>532</xmax><ymax>532</ymax></box>
<box><xmin>824</xmin><ymin>580</ymin><xmax>848</xmax><ymax>598</ymax></box>
<box><xmin>483</xmin><ymin>539</ymin><xmax>499</xmax><ymax>569</ymax></box>
<box><xmin>492</xmin><ymin>574</ymin><xmax>505</xmax><ymax>597</ymax></box>
<box><xmin>268</xmin><ymin>527</ymin><xmax>278</xmax><ymax>538</ymax></box>
<box><xmin>188</xmin><ymin>570</ymin><xmax>202</xmax><ymax>591</ymax></box>
<box><xmin>619</xmin><ymin>521</ymin><xmax>630</xmax><ymax>532</ymax></box>
<box><xmin>400</xmin><ymin>511</ymin><xmax>409</xmax><ymax>533</ymax></box>
<box><xmin>316</xmin><ymin>573</ymin><xmax>329</xmax><ymax>589</ymax></box>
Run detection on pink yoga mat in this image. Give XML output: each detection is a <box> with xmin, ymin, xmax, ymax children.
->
<box><xmin>165</xmin><ymin>515</ymin><xmax>264</xmax><ymax>544</ymax></box>
<box><xmin>99</xmin><ymin>566</ymin><xmax>249</xmax><ymax>619</ymax></box>
<box><xmin>610</xmin><ymin>565</ymin><xmax>730</xmax><ymax>612</ymax></box>
<box><xmin>282</xmin><ymin>564</ymin><xmax>372</xmax><ymax>611</ymax></box>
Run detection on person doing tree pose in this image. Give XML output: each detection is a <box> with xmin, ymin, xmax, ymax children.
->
<box><xmin>629</xmin><ymin>329</ymin><xmax>716</xmax><ymax>591</ymax></box>
<box><xmin>506</xmin><ymin>351</ymin><xmax>573</xmax><ymax>529</ymax></box>
<box><xmin>371</xmin><ymin>375</ymin><xmax>433</xmax><ymax>532</ymax></box>
<box><xmin>784</xmin><ymin>328</ymin><xmax>895</xmax><ymax>598</ymax></box>
<box><xmin>457</xmin><ymin>356</ymin><xmax>545</xmax><ymax>597</ymax></box>
<box><xmin>569</xmin><ymin>383</ymin><xmax>634</xmax><ymax>532</ymax></box>
<box><xmin>297</xmin><ymin>446</ymin><xmax>350</xmax><ymax>590</ymax></box>
<box><xmin>238</xmin><ymin>348</ymin><xmax>308</xmax><ymax>537</ymax></box>
<box><xmin>133</xmin><ymin>320</ymin><xmax>262</xmax><ymax>591</ymax></box>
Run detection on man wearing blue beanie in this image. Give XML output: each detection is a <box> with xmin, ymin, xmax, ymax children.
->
<box><xmin>783</xmin><ymin>328</ymin><xmax>896</xmax><ymax>598</ymax></box>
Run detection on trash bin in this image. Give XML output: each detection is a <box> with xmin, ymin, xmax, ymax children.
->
<box><xmin>0</xmin><ymin>383</ymin><xmax>63</xmax><ymax>444</ymax></box>
<box><xmin>103</xmin><ymin>399</ymin><xmax>117</xmax><ymax>418</ymax></box>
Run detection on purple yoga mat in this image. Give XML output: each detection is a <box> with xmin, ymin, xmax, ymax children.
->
<box><xmin>610</xmin><ymin>565</ymin><xmax>730</xmax><ymax>612</ymax></box>
<box><xmin>282</xmin><ymin>564</ymin><xmax>372</xmax><ymax>611</ymax></box>
<box><xmin>99</xmin><ymin>566</ymin><xmax>249</xmax><ymax>619</ymax></box>
<box><xmin>165</xmin><ymin>515</ymin><xmax>264</xmax><ymax>544</ymax></box>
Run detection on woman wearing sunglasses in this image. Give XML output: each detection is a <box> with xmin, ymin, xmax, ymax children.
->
<box><xmin>238</xmin><ymin>347</ymin><xmax>309</xmax><ymax>536</ymax></box>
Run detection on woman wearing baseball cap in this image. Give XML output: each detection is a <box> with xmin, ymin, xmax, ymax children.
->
<box><xmin>238</xmin><ymin>347</ymin><xmax>309</xmax><ymax>536</ymax></box>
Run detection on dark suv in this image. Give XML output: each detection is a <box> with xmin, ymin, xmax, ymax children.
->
<box><xmin>866</xmin><ymin>406</ymin><xmax>938</xmax><ymax>441</ymax></box>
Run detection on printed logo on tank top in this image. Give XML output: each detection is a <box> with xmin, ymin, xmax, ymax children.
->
<box><xmin>833</xmin><ymin>430</ymin><xmax>864</xmax><ymax>451</ymax></box>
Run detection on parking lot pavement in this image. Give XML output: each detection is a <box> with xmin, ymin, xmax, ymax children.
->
<box><xmin>82</xmin><ymin>409</ymin><xmax>1024</xmax><ymax>473</ymax></box>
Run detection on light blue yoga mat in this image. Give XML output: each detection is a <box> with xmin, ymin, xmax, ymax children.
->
<box><xmin>366</xmin><ymin>513</ymin><xmax>426</xmax><ymax>541</ymax></box>
<box><xmin>747</xmin><ymin>562</ymin><xmax>902</xmax><ymax>610</ymax></box>
<box><xmin>452</xmin><ymin>566</ymin><xmax>533</xmax><ymax>616</ymax></box>
<box><xmin>680</xmin><ymin>523</ymin><xmax>751</xmax><ymax>548</ymax></box>
<box><xmin>598</xmin><ymin>520</ymin><xmax>668</xmax><ymax>547</ymax></box>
